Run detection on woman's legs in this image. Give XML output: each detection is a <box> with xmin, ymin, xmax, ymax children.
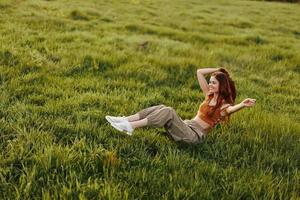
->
<box><xmin>109</xmin><ymin>104</ymin><xmax>200</xmax><ymax>143</ymax></box>
<box><xmin>125</xmin><ymin>113</ymin><xmax>140</xmax><ymax>122</ymax></box>
<box><xmin>110</xmin><ymin>104</ymin><xmax>171</xmax><ymax>133</ymax></box>
<box><xmin>125</xmin><ymin>104</ymin><xmax>166</xmax><ymax>122</ymax></box>
<box><xmin>130</xmin><ymin>118</ymin><xmax>148</xmax><ymax>129</ymax></box>
<box><xmin>134</xmin><ymin>106</ymin><xmax>200</xmax><ymax>143</ymax></box>
<box><xmin>126</xmin><ymin>105</ymin><xmax>174</xmax><ymax>130</ymax></box>
<box><xmin>107</xmin><ymin>105</ymin><xmax>163</xmax><ymax>125</ymax></box>
<box><xmin>124</xmin><ymin>104</ymin><xmax>168</xmax><ymax>129</ymax></box>
<box><xmin>125</xmin><ymin>104</ymin><xmax>166</xmax><ymax>129</ymax></box>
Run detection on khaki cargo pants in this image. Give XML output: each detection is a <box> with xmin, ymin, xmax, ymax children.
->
<box><xmin>137</xmin><ymin>104</ymin><xmax>207</xmax><ymax>144</ymax></box>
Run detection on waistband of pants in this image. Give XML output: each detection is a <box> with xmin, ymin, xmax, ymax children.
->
<box><xmin>184</xmin><ymin>119</ymin><xmax>210</xmax><ymax>137</ymax></box>
<box><xmin>189</xmin><ymin>126</ymin><xmax>203</xmax><ymax>141</ymax></box>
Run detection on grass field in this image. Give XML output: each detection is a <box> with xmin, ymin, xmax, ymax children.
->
<box><xmin>0</xmin><ymin>0</ymin><xmax>300</xmax><ymax>199</ymax></box>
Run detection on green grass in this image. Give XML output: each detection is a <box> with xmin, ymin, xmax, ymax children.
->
<box><xmin>0</xmin><ymin>0</ymin><xmax>299</xmax><ymax>199</ymax></box>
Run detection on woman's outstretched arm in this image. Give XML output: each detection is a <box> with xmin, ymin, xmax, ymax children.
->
<box><xmin>226</xmin><ymin>98</ymin><xmax>256</xmax><ymax>114</ymax></box>
<box><xmin>197</xmin><ymin>68</ymin><xmax>220</xmax><ymax>95</ymax></box>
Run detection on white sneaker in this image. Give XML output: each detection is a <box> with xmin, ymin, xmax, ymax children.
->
<box><xmin>105</xmin><ymin>115</ymin><xmax>128</xmax><ymax>124</ymax></box>
<box><xmin>110</xmin><ymin>121</ymin><xmax>124</xmax><ymax>132</ymax></box>
<box><xmin>111</xmin><ymin>121</ymin><xmax>134</xmax><ymax>135</ymax></box>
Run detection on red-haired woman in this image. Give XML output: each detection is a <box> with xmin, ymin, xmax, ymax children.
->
<box><xmin>105</xmin><ymin>68</ymin><xmax>256</xmax><ymax>144</ymax></box>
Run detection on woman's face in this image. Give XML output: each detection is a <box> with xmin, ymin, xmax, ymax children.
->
<box><xmin>209</xmin><ymin>76</ymin><xmax>219</xmax><ymax>94</ymax></box>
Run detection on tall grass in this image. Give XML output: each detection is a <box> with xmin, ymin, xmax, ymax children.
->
<box><xmin>0</xmin><ymin>0</ymin><xmax>299</xmax><ymax>199</ymax></box>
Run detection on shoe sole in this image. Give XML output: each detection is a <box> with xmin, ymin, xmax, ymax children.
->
<box><xmin>105</xmin><ymin>116</ymin><xmax>132</xmax><ymax>135</ymax></box>
<box><xmin>126</xmin><ymin>131</ymin><xmax>132</xmax><ymax>136</ymax></box>
<box><xmin>105</xmin><ymin>116</ymin><xmax>114</xmax><ymax>124</ymax></box>
<box><xmin>110</xmin><ymin>122</ymin><xmax>124</xmax><ymax>132</ymax></box>
<box><xmin>111</xmin><ymin>122</ymin><xmax>133</xmax><ymax>136</ymax></box>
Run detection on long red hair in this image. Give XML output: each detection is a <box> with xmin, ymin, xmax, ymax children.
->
<box><xmin>205</xmin><ymin>68</ymin><xmax>236</xmax><ymax>119</ymax></box>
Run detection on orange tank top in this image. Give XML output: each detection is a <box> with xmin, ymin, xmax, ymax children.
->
<box><xmin>197</xmin><ymin>100</ymin><xmax>230</xmax><ymax>128</ymax></box>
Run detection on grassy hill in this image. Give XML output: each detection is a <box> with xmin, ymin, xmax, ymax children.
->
<box><xmin>0</xmin><ymin>0</ymin><xmax>299</xmax><ymax>199</ymax></box>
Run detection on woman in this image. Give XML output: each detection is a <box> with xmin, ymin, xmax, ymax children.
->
<box><xmin>105</xmin><ymin>67</ymin><xmax>256</xmax><ymax>144</ymax></box>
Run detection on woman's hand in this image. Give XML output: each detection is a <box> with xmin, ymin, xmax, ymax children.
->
<box><xmin>241</xmin><ymin>98</ymin><xmax>256</xmax><ymax>107</ymax></box>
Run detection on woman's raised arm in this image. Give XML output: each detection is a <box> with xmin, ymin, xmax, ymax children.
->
<box><xmin>196</xmin><ymin>68</ymin><xmax>220</xmax><ymax>95</ymax></box>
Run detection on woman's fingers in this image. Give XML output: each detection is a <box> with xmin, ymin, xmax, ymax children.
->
<box><xmin>242</xmin><ymin>98</ymin><xmax>256</xmax><ymax>107</ymax></box>
<box><xmin>247</xmin><ymin>98</ymin><xmax>256</xmax><ymax>103</ymax></box>
<box><xmin>243</xmin><ymin>98</ymin><xmax>256</xmax><ymax>107</ymax></box>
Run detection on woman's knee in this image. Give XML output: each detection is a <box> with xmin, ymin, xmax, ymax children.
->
<box><xmin>166</xmin><ymin>106</ymin><xmax>174</xmax><ymax>112</ymax></box>
<box><xmin>158</xmin><ymin>104</ymin><xmax>168</xmax><ymax>110</ymax></box>
<box><xmin>161</xmin><ymin>106</ymin><xmax>174</xmax><ymax>116</ymax></box>
<box><xmin>158</xmin><ymin>104</ymin><xmax>174</xmax><ymax>109</ymax></box>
